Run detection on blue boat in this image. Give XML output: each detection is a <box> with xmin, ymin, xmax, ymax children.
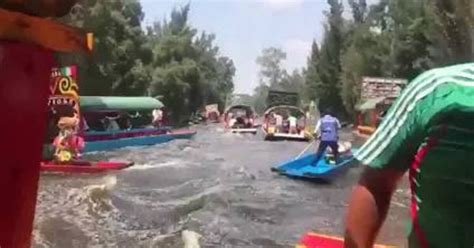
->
<box><xmin>80</xmin><ymin>96</ymin><xmax>197</xmax><ymax>152</ymax></box>
<box><xmin>271</xmin><ymin>149</ymin><xmax>358</xmax><ymax>181</ymax></box>
<box><xmin>84</xmin><ymin>128</ymin><xmax>196</xmax><ymax>152</ymax></box>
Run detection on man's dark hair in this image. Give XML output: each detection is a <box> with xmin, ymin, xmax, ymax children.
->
<box><xmin>322</xmin><ymin>107</ymin><xmax>334</xmax><ymax>116</ymax></box>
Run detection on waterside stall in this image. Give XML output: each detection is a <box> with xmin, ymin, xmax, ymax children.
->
<box><xmin>355</xmin><ymin>97</ymin><xmax>388</xmax><ymax>136</ymax></box>
<box><xmin>355</xmin><ymin>77</ymin><xmax>407</xmax><ymax>137</ymax></box>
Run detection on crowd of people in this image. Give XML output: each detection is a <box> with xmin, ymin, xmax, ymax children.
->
<box><xmin>266</xmin><ymin>111</ymin><xmax>304</xmax><ymax>134</ymax></box>
<box><xmin>226</xmin><ymin>110</ymin><xmax>254</xmax><ymax>129</ymax></box>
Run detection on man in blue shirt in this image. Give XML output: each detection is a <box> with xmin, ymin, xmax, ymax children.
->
<box><xmin>312</xmin><ymin>108</ymin><xmax>341</xmax><ymax>165</ymax></box>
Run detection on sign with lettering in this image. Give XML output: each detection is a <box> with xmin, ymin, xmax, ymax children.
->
<box><xmin>361</xmin><ymin>77</ymin><xmax>407</xmax><ymax>101</ymax></box>
<box><xmin>49</xmin><ymin>65</ymin><xmax>80</xmax><ymax>116</ymax></box>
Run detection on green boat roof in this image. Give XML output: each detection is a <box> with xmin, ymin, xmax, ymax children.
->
<box><xmin>80</xmin><ymin>96</ymin><xmax>164</xmax><ymax>112</ymax></box>
<box><xmin>356</xmin><ymin>97</ymin><xmax>386</xmax><ymax>111</ymax></box>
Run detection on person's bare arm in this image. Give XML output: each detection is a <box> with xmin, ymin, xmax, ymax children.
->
<box><xmin>344</xmin><ymin>167</ymin><xmax>406</xmax><ymax>248</ymax></box>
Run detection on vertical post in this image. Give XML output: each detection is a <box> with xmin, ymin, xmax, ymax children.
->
<box><xmin>0</xmin><ymin>42</ymin><xmax>54</xmax><ymax>248</ymax></box>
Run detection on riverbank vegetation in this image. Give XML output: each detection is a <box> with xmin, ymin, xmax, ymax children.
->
<box><xmin>58</xmin><ymin>1</ymin><xmax>235</xmax><ymax>123</ymax></box>
<box><xmin>252</xmin><ymin>0</ymin><xmax>473</xmax><ymax>118</ymax></box>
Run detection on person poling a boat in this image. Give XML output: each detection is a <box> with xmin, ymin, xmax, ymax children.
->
<box><xmin>311</xmin><ymin>108</ymin><xmax>341</xmax><ymax>165</ymax></box>
<box><xmin>53</xmin><ymin>115</ymin><xmax>85</xmax><ymax>163</ymax></box>
<box><xmin>344</xmin><ymin>63</ymin><xmax>474</xmax><ymax>248</ymax></box>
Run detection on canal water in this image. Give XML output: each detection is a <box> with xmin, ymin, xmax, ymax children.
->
<box><xmin>34</xmin><ymin>125</ymin><xmax>410</xmax><ymax>247</ymax></box>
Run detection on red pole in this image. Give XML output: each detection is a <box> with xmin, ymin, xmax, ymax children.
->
<box><xmin>0</xmin><ymin>42</ymin><xmax>54</xmax><ymax>248</ymax></box>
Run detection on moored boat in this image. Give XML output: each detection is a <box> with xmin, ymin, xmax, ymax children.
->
<box><xmin>224</xmin><ymin>104</ymin><xmax>259</xmax><ymax>134</ymax></box>
<box><xmin>262</xmin><ymin>105</ymin><xmax>310</xmax><ymax>141</ymax></box>
<box><xmin>41</xmin><ymin>161</ymin><xmax>134</xmax><ymax>174</ymax></box>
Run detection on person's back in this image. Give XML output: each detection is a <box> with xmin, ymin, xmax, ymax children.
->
<box><xmin>275</xmin><ymin>114</ymin><xmax>283</xmax><ymax>125</ymax></box>
<box><xmin>345</xmin><ymin>63</ymin><xmax>474</xmax><ymax>248</ymax></box>
<box><xmin>288</xmin><ymin>115</ymin><xmax>297</xmax><ymax>134</ymax></box>
<box><xmin>319</xmin><ymin>114</ymin><xmax>340</xmax><ymax>142</ymax></box>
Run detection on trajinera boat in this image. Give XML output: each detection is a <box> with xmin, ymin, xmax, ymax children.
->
<box><xmin>41</xmin><ymin>161</ymin><xmax>135</xmax><ymax>174</ymax></box>
<box><xmin>80</xmin><ymin>96</ymin><xmax>197</xmax><ymax>152</ymax></box>
<box><xmin>262</xmin><ymin>105</ymin><xmax>311</xmax><ymax>141</ymax></box>
<box><xmin>296</xmin><ymin>232</ymin><xmax>395</xmax><ymax>248</ymax></box>
<box><xmin>271</xmin><ymin>143</ymin><xmax>357</xmax><ymax>181</ymax></box>
<box><xmin>224</xmin><ymin>104</ymin><xmax>259</xmax><ymax>134</ymax></box>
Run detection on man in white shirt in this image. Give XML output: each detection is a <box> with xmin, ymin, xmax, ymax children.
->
<box><xmin>274</xmin><ymin>112</ymin><xmax>283</xmax><ymax>133</ymax></box>
<box><xmin>288</xmin><ymin>114</ymin><xmax>298</xmax><ymax>134</ymax></box>
<box><xmin>152</xmin><ymin>108</ymin><xmax>163</xmax><ymax>127</ymax></box>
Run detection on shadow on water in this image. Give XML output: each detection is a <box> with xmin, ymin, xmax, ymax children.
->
<box><xmin>34</xmin><ymin>125</ymin><xmax>409</xmax><ymax>247</ymax></box>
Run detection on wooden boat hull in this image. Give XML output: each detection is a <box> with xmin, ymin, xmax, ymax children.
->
<box><xmin>296</xmin><ymin>232</ymin><xmax>395</xmax><ymax>248</ymax></box>
<box><xmin>41</xmin><ymin>161</ymin><xmax>134</xmax><ymax>174</ymax></box>
<box><xmin>271</xmin><ymin>149</ymin><xmax>357</xmax><ymax>181</ymax></box>
<box><xmin>357</xmin><ymin>125</ymin><xmax>376</xmax><ymax>136</ymax></box>
<box><xmin>84</xmin><ymin>129</ymin><xmax>196</xmax><ymax>152</ymax></box>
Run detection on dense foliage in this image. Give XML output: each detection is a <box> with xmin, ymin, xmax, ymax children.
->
<box><xmin>251</xmin><ymin>0</ymin><xmax>473</xmax><ymax>119</ymax></box>
<box><xmin>305</xmin><ymin>0</ymin><xmax>473</xmax><ymax>119</ymax></box>
<box><xmin>58</xmin><ymin>1</ymin><xmax>235</xmax><ymax>123</ymax></box>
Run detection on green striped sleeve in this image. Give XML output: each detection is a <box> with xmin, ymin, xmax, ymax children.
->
<box><xmin>355</xmin><ymin>63</ymin><xmax>474</xmax><ymax>169</ymax></box>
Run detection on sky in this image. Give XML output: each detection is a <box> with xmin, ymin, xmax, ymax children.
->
<box><xmin>140</xmin><ymin>0</ymin><xmax>332</xmax><ymax>94</ymax></box>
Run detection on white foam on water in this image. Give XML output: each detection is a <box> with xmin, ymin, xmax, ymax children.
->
<box><xmin>182</xmin><ymin>230</ymin><xmax>202</xmax><ymax>248</ymax></box>
<box><xmin>126</xmin><ymin>160</ymin><xmax>180</xmax><ymax>171</ymax></box>
<box><xmin>182</xmin><ymin>147</ymin><xmax>194</xmax><ymax>152</ymax></box>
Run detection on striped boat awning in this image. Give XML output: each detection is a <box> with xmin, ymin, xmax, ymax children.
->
<box><xmin>356</xmin><ymin>97</ymin><xmax>386</xmax><ymax>111</ymax></box>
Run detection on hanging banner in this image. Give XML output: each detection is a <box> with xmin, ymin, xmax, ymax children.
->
<box><xmin>48</xmin><ymin>65</ymin><xmax>79</xmax><ymax>116</ymax></box>
<box><xmin>45</xmin><ymin>65</ymin><xmax>84</xmax><ymax>162</ymax></box>
<box><xmin>361</xmin><ymin>77</ymin><xmax>407</xmax><ymax>101</ymax></box>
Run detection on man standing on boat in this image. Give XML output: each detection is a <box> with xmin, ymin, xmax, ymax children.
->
<box><xmin>274</xmin><ymin>112</ymin><xmax>283</xmax><ymax>133</ymax></box>
<box><xmin>312</xmin><ymin>108</ymin><xmax>341</xmax><ymax>165</ymax></box>
<box><xmin>344</xmin><ymin>63</ymin><xmax>474</xmax><ymax>248</ymax></box>
<box><xmin>152</xmin><ymin>108</ymin><xmax>163</xmax><ymax>127</ymax></box>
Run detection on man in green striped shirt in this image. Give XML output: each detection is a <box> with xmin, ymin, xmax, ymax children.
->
<box><xmin>344</xmin><ymin>63</ymin><xmax>474</xmax><ymax>248</ymax></box>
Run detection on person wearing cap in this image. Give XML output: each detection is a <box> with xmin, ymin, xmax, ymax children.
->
<box><xmin>312</xmin><ymin>108</ymin><xmax>341</xmax><ymax>165</ymax></box>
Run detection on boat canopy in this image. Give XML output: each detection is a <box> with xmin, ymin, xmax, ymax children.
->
<box><xmin>224</xmin><ymin>104</ymin><xmax>255</xmax><ymax>114</ymax></box>
<box><xmin>80</xmin><ymin>96</ymin><xmax>164</xmax><ymax>112</ymax></box>
<box><xmin>263</xmin><ymin>105</ymin><xmax>304</xmax><ymax>116</ymax></box>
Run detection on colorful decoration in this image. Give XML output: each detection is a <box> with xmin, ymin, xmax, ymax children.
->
<box><xmin>49</xmin><ymin>65</ymin><xmax>80</xmax><ymax>116</ymax></box>
<box><xmin>48</xmin><ymin>66</ymin><xmax>84</xmax><ymax>163</ymax></box>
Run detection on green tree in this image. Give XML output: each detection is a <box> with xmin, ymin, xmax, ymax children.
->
<box><xmin>313</xmin><ymin>0</ymin><xmax>346</xmax><ymax>116</ymax></box>
<box><xmin>147</xmin><ymin>4</ymin><xmax>235</xmax><ymax>122</ymax></box>
<box><xmin>256</xmin><ymin>47</ymin><xmax>288</xmax><ymax>88</ymax></box>
<box><xmin>304</xmin><ymin>40</ymin><xmax>322</xmax><ymax>103</ymax></box>
<box><xmin>59</xmin><ymin>0</ymin><xmax>152</xmax><ymax>96</ymax></box>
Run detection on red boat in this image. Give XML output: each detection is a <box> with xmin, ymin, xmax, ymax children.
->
<box><xmin>297</xmin><ymin>232</ymin><xmax>395</xmax><ymax>248</ymax></box>
<box><xmin>41</xmin><ymin>161</ymin><xmax>134</xmax><ymax>174</ymax></box>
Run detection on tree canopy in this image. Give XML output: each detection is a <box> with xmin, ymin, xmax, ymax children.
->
<box><xmin>302</xmin><ymin>0</ymin><xmax>473</xmax><ymax>119</ymax></box>
<box><xmin>58</xmin><ymin>1</ymin><xmax>235</xmax><ymax>124</ymax></box>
